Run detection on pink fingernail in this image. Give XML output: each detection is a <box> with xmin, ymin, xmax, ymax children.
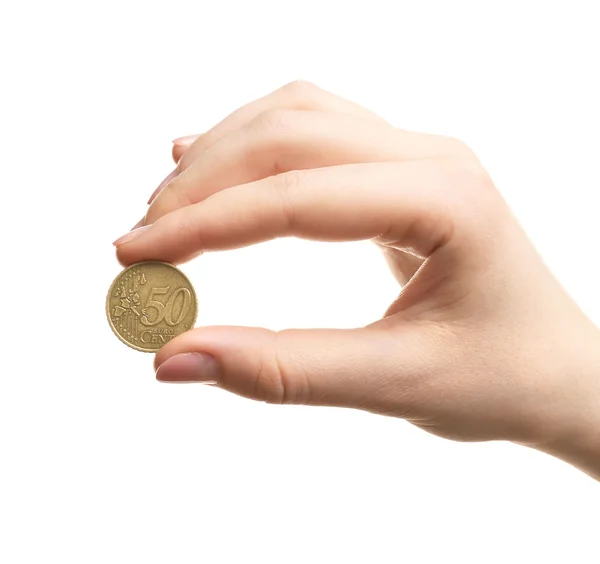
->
<box><xmin>156</xmin><ymin>353</ymin><xmax>220</xmax><ymax>384</ymax></box>
<box><xmin>113</xmin><ymin>224</ymin><xmax>151</xmax><ymax>246</ymax></box>
<box><xmin>172</xmin><ymin>134</ymin><xmax>200</xmax><ymax>147</ymax></box>
<box><xmin>130</xmin><ymin>217</ymin><xmax>145</xmax><ymax>231</ymax></box>
<box><xmin>148</xmin><ymin>168</ymin><xmax>178</xmax><ymax>205</ymax></box>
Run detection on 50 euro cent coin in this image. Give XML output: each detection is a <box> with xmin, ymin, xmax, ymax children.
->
<box><xmin>106</xmin><ymin>261</ymin><xmax>198</xmax><ymax>352</ymax></box>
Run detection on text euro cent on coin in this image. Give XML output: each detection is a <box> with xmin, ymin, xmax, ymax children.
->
<box><xmin>106</xmin><ymin>262</ymin><xmax>198</xmax><ymax>353</ymax></box>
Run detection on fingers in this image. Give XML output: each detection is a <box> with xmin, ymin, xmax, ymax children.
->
<box><xmin>115</xmin><ymin>161</ymin><xmax>458</xmax><ymax>267</ymax></box>
<box><xmin>153</xmin><ymin>325</ymin><xmax>416</xmax><ymax>410</ymax></box>
<box><xmin>176</xmin><ymin>81</ymin><xmax>388</xmax><ymax>173</ymax></box>
<box><xmin>147</xmin><ymin>168</ymin><xmax>178</xmax><ymax>205</ymax></box>
<box><xmin>147</xmin><ymin>81</ymin><xmax>388</xmax><ymax>207</ymax></box>
<box><xmin>146</xmin><ymin>110</ymin><xmax>463</xmax><ymax>225</ymax></box>
<box><xmin>145</xmin><ymin>135</ymin><xmax>202</xmax><ymax>206</ymax></box>
<box><xmin>172</xmin><ymin>134</ymin><xmax>201</xmax><ymax>164</ymax></box>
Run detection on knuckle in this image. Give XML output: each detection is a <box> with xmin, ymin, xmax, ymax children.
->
<box><xmin>279</xmin><ymin>79</ymin><xmax>321</xmax><ymax>103</ymax></box>
<box><xmin>276</xmin><ymin>168</ymin><xmax>304</xmax><ymax>192</ymax></box>
<box><xmin>251</xmin><ymin>108</ymin><xmax>301</xmax><ymax>136</ymax></box>
<box><xmin>254</xmin><ymin>331</ymin><xmax>307</xmax><ymax>405</ymax></box>
<box><xmin>439</xmin><ymin>136</ymin><xmax>476</xmax><ymax>158</ymax></box>
<box><xmin>435</xmin><ymin>155</ymin><xmax>508</xmax><ymax>236</ymax></box>
<box><xmin>255</xmin><ymin>355</ymin><xmax>285</xmax><ymax>405</ymax></box>
<box><xmin>459</xmin><ymin>157</ymin><xmax>495</xmax><ymax>193</ymax></box>
<box><xmin>437</xmin><ymin>154</ymin><xmax>494</xmax><ymax>193</ymax></box>
<box><xmin>273</xmin><ymin>170</ymin><xmax>303</xmax><ymax>230</ymax></box>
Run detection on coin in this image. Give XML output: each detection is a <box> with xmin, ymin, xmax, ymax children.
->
<box><xmin>106</xmin><ymin>261</ymin><xmax>198</xmax><ymax>353</ymax></box>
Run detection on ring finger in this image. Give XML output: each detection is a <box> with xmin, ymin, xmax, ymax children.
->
<box><xmin>148</xmin><ymin>81</ymin><xmax>390</xmax><ymax>205</ymax></box>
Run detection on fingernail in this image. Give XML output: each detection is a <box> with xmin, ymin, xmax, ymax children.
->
<box><xmin>130</xmin><ymin>216</ymin><xmax>145</xmax><ymax>231</ymax></box>
<box><xmin>156</xmin><ymin>353</ymin><xmax>220</xmax><ymax>384</ymax></box>
<box><xmin>172</xmin><ymin>134</ymin><xmax>200</xmax><ymax>147</ymax></box>
<box><xmin>113</xmin><ymin>224</ymin><xmax>151</xmax><ymax>246</ymax></box>
<box><xmin>148</xmin><ymin>168</ymin><xmax>178</xmax><ymax>204</ymax></box>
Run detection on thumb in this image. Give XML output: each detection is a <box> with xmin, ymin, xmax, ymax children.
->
<box><xmin>154</xmin><ymin>325</ymin><xmax>408</xmax><ymax>409</ymax></box>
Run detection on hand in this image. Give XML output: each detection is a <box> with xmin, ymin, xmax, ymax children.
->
<box><xmin>114</xmin><ymin>81</ymin><xmax>600</xmax><ymax>479</ymax></box>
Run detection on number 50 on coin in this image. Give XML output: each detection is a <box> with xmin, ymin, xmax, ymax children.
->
<box><xmin>106</xmin><ymin>262</ymin><xmax>198</xmax><ymax>352</ymax></box>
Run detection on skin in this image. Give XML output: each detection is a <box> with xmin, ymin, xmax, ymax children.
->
<box><xmin>114</xmin><ymin>81</ymin><xmax>600</xmax><ymax>481</ymax></box>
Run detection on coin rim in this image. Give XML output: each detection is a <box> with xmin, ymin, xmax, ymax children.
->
<box><xmin>105</xmin><ymin>261</ymin><xmax>198</xmax><ymax>353</ymax></box>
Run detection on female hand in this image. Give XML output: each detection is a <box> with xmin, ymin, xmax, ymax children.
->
<box><xmin>114</xmin><ymin>81</ymin><xmax>600</xmax><ymax>479</ymax></box>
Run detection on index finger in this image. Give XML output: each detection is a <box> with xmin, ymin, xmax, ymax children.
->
<box><xmin>115</xmin><ymin>161</ymin><xmax>460</xmax><ymax>267</ymax></box>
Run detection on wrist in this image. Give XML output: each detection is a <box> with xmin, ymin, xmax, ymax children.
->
<box><xmin>526</xmin><ymin>324</ymin><xmax>600</xmax><ymax>480</ymax></box>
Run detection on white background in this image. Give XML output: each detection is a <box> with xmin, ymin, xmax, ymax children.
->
<box><xmin>1</xmin><ymin>1</ymin><xmax>599</xmax><ymax>562</ymax></box>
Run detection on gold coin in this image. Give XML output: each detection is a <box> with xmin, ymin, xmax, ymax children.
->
<box><xmin>106</xmin><ymin>261</ymin><xmax>198</xmax><ymax>353</ymax></box>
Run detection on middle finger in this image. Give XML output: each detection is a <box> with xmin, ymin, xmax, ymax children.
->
<box><xmin>146</xmin><ymin>109</ymin><xmax>464</xmax><ymax>225</ymax></box>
